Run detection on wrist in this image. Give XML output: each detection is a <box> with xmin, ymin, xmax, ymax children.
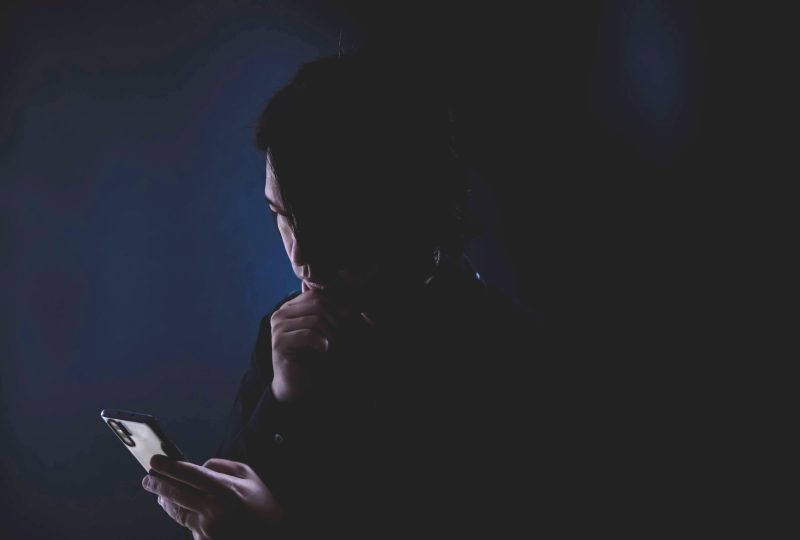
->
<box><xmin>270</xmin><ymin>378</ymin><xmax>292</xmax><ymax>403</ymax></box>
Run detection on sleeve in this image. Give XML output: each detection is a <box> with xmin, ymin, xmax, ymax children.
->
<box><xmin>213</xmin><ymin>310</ymin><xmax>273</xmax><ymax>461</ymax></box>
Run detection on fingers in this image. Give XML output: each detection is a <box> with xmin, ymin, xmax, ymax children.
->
<box><xmin>276</xmin><ymin>296</ymin><xmax>350</xmax><ymax>329</ymax></box>
<box><xmin>149</xmin><ymin>455</ymin><xmax>233</xmax><ymax>495</ymax></box>
<box><xmin>274</xmin><ymin>314</ymin><xmax>336</xmax><ymax>341</ymax></box>
<box><xmin>203</xmin><ymin>458</ymin><xmax>252</xmax><ymax>479</ymax></box>
<box><xmin>203</xmin><ymin>459</ymin><xmax>286</xmax><ymax>523</ymax></box>
<box><xmin>275</xmin><ymin>328</ymin><xmax>329</xmax><ymax>354</ymax></box>
<box><xmin>143</xmin><ymin>473</ymin><xmax>209</xmax><ymax>513</ymax></box>
<box><xmin>283</xmin><ymin>288</ymin><xmax>358</xmax><ymax>318</ymax></box>
<box><xmin>157</xmin><ymin>494</ymin><xmax>200</xmax><ymax>530</ymax></box>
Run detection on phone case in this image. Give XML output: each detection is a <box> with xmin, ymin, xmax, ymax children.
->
<box><xmin>100</xmin><ymin>409</ymin><xmax>186</xmax><ymax>471</ymax></box>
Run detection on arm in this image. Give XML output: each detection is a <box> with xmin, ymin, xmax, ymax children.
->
<box><xmin>215</xmin><ymin>288</ymin><xmax>363</xmax><ymax>510</ymax></box>
<box><xmin>214</xmin><ymin>293</ymin><xmax>321</xmax><ymax>506</ymax></box>
<box><xmin>148</xmin><ymin>289</ymin><xmax>366</xmax><ymax>538</ymax></box>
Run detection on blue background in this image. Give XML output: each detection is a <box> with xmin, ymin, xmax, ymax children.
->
<box><xmin>0</xmin><ymin>3</ymin><xmax>353</xmax><ymax>538</ymax></box>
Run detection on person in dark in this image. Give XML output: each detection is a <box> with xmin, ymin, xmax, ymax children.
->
<box><xmin>140</xmin><ymin>53</ymin><xmax>543</xmax><ymax>539</ymax></box>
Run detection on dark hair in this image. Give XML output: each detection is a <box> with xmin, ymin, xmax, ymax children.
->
<box><xmin>255</xmin><ymin>53</ymin><xmax>472</xmax><ymax>270</ymax></box>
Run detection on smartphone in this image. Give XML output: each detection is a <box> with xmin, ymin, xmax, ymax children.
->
<box><xmin>100</xmin><ymin>408</ymin><xmax>186</xmax><ymax>471</ymax></box>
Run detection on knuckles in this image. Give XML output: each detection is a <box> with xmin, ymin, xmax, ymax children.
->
<box><xmin>270</xmin><ymin>310</ymin><xmax>284</xmax><ymax>329</ymax></box>
<box><xmin>294</xmin><ymin>328</ymin><xmax>313</xmax><ymax>340</ymax></box>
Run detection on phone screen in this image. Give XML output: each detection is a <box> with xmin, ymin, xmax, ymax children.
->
<box><xmin>101</xmin><ymin>409</ymin><xmax>185</xmax><ymax>471</ymax></box>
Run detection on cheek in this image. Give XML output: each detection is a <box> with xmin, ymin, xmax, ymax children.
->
<box><xmin>277</xmin><ymin>220</ymin><xmax>294</xmax><ymax>256</ymax></box>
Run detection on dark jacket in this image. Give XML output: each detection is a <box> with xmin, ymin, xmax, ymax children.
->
<box><xmin>215</xmin><ymin>257</ymin><xmax>551</xmax><ymax>537</ymax></box>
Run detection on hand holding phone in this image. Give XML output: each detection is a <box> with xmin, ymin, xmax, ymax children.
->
<box><xmin>142</xmin><ymin>455</ymin><xmax>285</xmax><ymax>537</ymax></box>
<box><xmin>101</xmin><ymin>408</ymin><xmax>285</xmax><ymax>537</ymax></box>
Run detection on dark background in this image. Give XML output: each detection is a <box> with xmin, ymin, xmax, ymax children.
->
<box><xmin>1</xmin><ymin>1</ymin><xmax>771</xmax><ymax>538</ymax></box>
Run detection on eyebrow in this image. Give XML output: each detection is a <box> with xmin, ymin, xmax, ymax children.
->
<box><xmin>264</xmin><ymin>195</ymin><xmax>289</xmax><ymax>215</ymax></box>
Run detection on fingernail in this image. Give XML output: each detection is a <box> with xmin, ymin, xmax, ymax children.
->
<box><xmin>142</xmin><ymin>475</ymin><xmax>152</xmax><ymax>489</ymax></box>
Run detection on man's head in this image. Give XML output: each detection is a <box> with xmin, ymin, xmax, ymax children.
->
<box><xmin>256</xmin><ymin>53</ymin><xmax>470</xmax><ymax>307</ymax></box>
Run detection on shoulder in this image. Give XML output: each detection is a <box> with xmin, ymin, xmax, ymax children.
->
<box><xmin>427</xmin><ymin>256</ymin><xmax>539</xmax><ymax>330</ymax></box>
<box><xmin>467</xmin><ymin>284</ymin><xmax>542</xmax><ymax>358</ymax></box>
<box><xmin>480</xmin><ymin>283</ymin><xmax>540</xmax><ymax>326</ymax></box>
<box><xmin>453</xmin><ymin>273</ymin><xmax>540</xmax><ymax>337</ymax></box>
<box><xmin>426</xmin><ymin>261</ymin><xmax>540</xmax><ymax>358</ymax></box>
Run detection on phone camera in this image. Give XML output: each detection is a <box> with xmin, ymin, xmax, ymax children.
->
<box><xmin>108</xmin><ymin>419</ymin><xmax>136</xmax><ymax>447</ymax></box>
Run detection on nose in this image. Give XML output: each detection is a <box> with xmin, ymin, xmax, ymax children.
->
<box><xmin>289</xmin><ymin>232</ymin><xmax>324</xmax><ymax>283</ymax></box>
<box><xmin>289</xmin><ymin>233</ymin><xmax>333</xmax><ymax>284</ymax></box>
<box><xmin>289</xmin><ymin>233</ymin><xmax>308</xmax><ymax>269</ymax></box>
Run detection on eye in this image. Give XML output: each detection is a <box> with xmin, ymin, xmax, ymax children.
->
<box><xmin>270</xmin><ymin>210</ymin><xmax>279</xmax><ymax>226</ymax></box>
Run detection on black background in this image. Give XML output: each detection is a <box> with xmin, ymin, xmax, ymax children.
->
<box><xmin>1</xmin><ymin>1</ymin><xmax>782</xmax><ymax>538</ymax></box>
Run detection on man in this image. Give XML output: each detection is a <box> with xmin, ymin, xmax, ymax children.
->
<box><xmin>142</xmin><ymin>53</ymin><xmax>544</xmax><ymax>539</ymax></box>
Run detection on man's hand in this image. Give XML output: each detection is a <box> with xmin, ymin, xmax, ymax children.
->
<box><xmin>270</xmin><ymin>287</ymin><xmax>358</xmax><ymax>402</ymax></box>
<box><xmin>142</xmin><ymin>455</ymin><xmax>284</xmax><ymax>540</ymax></box>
